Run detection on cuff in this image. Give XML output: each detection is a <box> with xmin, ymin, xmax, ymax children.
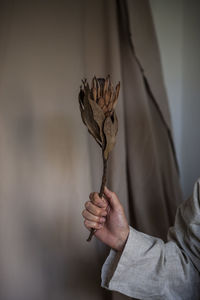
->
<box><xmin>101</xmin><ymin>226</ymin><xmax>162</xmax><ymax>298</ymax></box>
<box><xmin>101</xmin><ymin>226</ymin><xmax>140</xmax><ymax>289</ymax></box>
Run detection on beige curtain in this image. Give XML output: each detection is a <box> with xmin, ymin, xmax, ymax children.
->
<box><xmin>0</xmin><ymin>1</ymin><xmax>182</xmax><ymax>300</ymax></box>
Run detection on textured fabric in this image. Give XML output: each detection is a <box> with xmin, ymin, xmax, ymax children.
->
<box><xmin>101</xmin><ymin>179</ymin><xmax>200</xmax><ymax>299</ymax></box>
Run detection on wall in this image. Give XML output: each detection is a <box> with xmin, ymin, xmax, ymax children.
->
<box><xmin>150</xmin><ymin>0</ymin><xmax>200</xmax><ymax>199</ymax></box>
<box><xmin>0</xmin><ymin>2</ymin><xmax>105</xmax><ymax>300</ymax></box>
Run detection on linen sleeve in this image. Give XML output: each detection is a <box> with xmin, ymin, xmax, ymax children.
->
<box><xmin>101</xmin><ymin>180</ymin><xmax>200</xmax><ymax>300</ymax></box>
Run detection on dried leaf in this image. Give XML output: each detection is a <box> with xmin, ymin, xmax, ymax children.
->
<box><xmin>112</xmin><ymin>94</ymin><xmax>117</xmax><ymax>110</ymax></box>
<box><xmin>115</xmin><ymin>82</ymin><xmax>120</xmax><ymax>99</ymax></box>
<box><xmin>105</xmin><ymin>91</ymin><xmax>110</xmax><ymax>105</ymax></box>
<box><xmin>103</xmin><ymin>112</ymin><xmax>118</xmax><ymax>159</ymax></box>
<box><xmin>107</xmin><ymin>102</ymin><xmax>113</xmax><ymax>112</ymax></box>
<box><xmin>102</xmin><ymin>105</ymin><xmax>107</xmax><ymax>114</ymax></box>
<box><xmin>97</xmin><ymin>80</ymin><xmax>101</xmax><ymax>98</ymax></box>
<box><xmin>89</xmin><ymin>98</ymin><xmax>105</xmax><ymax>145</ymax></box>
<box><xmin>110</xmin><ymin>90</ymin><xmax>114</xmax><ymax>105</ymax></box>
<box><xmin>98</xmin><ymin>97</ymin><xmax>104</xmax><ymax>108</ymax></box>
<box><xmin>92</xmin><ymin>88</ymin><xmax>97</xmax><ymax>101</ymax></box>
<box><xmin>79</xmin><ymin>89</ymin><xmax>102</xmax><ymax>146</ymax></box>
<box><xmin>94</xmin><ymin>77</ymin><xmax>97</xmax><ymax>89</ymax></box>
<box><xmin>91</xmin><ymin>78</ymin><xmax>94</xmax><ymax>89</ymax></box>
<box><xmin>104</xmin><ymin>75</ymin><xmax>110</xmax><ymax>96</ymax></box>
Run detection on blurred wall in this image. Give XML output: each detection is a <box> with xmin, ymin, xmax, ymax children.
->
<box><xmin>0</xmin><ymin>1</ymin><xmax>106</xmax><ymax>300</ymax></box>
<box><xmin>150</xmin><ymin>0</ymin><xmax>200</xmax><ymax>199</ymax></box>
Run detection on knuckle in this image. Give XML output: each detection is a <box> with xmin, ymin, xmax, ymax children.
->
<box><xmin>82</xmin><ymin>209</ymin><xmax>87</xmax><ymax>218</ymax></box>
<box><xmin>85</xmin><ymin>201</ymin><xmax>91</xmax><ymax>209</ymax></box>
<box><xmin>94</xmin><ymin>193</ymin><xmax>99</xmax><ymax>201</ymax></box>
<box><xmin>102</xmin><ymin>197</ymin><xmax>107</xmax><ymax>205</ymax></box>
<box><xmin>93</xmin><ymin>198</ymin><xmax>99</xmax><ymax>206</ymax></box>
<box><xmin>92</xmin><ymin>195</ymin><xmax>97</xmax><ymax>203</ymax></box>
<box><xmin>89</xmin><ymin>192</ymin><xmax>94</xmax><ymax>200</ymax></box>
<box><xmin>96</xmin><ymin>208</ymin><xmax>101</xmax><ymax>216</ymax></box>
<box><xmin>97</xmin><ymin>216</ymin><xmax>101</xmax><ymax>222</ymax></box>
<box><xmin>92</xmin><ymin>222</ymin><xmax>97</xmax><ymax>228</ymax></box>
<box><xmin>84</xmin><ymin>220</ymin><xmax>91</xmax><ymax>228</ymax></box>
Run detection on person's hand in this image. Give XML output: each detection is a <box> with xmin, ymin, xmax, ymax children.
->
<box><xmin>82</xmin><ymin>186</ymin><xmax>130</xmax><ymax>251</ymax></box>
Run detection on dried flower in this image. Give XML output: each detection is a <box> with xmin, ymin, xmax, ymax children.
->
<box><xmin>79</xmin><ymin>75</ymin><xmax>120</xmax><ymax>160</ymax></box>
<box><xmin>78</xmin><ymin>75</ymin><xmax>120</xmax><ymax>242</ymax></box>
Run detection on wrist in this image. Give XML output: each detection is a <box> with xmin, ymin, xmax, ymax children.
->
<box><xmin>115</xmin><ymin>226</ymin><xmax>130</xmax><ymax>252</ymax></box>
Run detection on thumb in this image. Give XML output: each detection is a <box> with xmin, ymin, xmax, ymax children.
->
<box><xmin>104</xmin><ymin>186</ymin><xmax>121</xmax><ymax>209</ymax></box>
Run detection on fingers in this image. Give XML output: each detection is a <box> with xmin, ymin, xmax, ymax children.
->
<box><xmin>85</xmin><ymin>200</ymin><xmax>107</xmax><ymax>217</ymax></box>
<box><xmin>82</xmin><ymin>209</ymin><xmax>106</xmax><ymax>231</ymax></box>
<box><xmin>84</xmin><ymin>219</ymin><xmax>103</xmax><ymax>231</ymax></box>
<box><xmin>82</xmin><ymin>209</ymin><xmax>106</xmax><ymax>224</ymax></box>
<box><xmin>82</xmin><ymin>193</ymin><xmax>108</xmax><ymax>232</ymax></box>
<box><xmin>89</xmin><ymin>192</ymin><xmax>108</xmax><ymax>208</ymax></box>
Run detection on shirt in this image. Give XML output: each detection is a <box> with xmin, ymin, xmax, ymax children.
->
<box><xmin>101</xmin><ymin>179</ymin><xmax>200</xmax><ymax>299</ymax></box>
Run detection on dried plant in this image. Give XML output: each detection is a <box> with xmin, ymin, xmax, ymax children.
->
<box><xmin>79</xmin><ymin>75</ymin><xmax>120</xmax><ymax>241</ymax></box>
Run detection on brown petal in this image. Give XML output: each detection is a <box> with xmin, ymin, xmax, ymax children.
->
<box><xmin>78</xmin><ymin>87</ymin><xmax>85</xmax><ymax>107</ymax></box>
<box><xmin>89</xmin><ymin>98</ymin><xmax>106</xmax><ymax>147</ymax></box>
<box><xmin>110</xmin><ymin>89</ymin><xmax>114</xmax><ymax>104</ymax></box>
<box><xmin>79</xmin><ymin>87</ymin><xmax>102</xmax><ymax>146</ymax></box>
<box><xmin>105</xmin><ymin>91</ymin><xmax>110</xmax><ymax>105</ymax></box>
<box><xmin>103</xmin><ymin>112</ymin><xmax>118</xmax><ymax>159</ymax></box>
<box><xmin>96</xmin><ymin>80</ymin><xmax>100</xmax><ymax>99</ymax></box>
<box><xmin>109</xmin><ymin>82</ymin><xmax>114</xmax><ymax>93</ymax></box>
<box><xmin>91</xmin><ymin>77</ymin><xmax>95</xmax><ymax>89</ymax></box>
<box><xmin>112</xmin><ymin>94</ymin><xmax>118</xmax><ymax>110</ymax></box>
<box><xmin>92</xmin><ymin>88</ymin><xmax>97</xmax><ymax>101</ymax></box>
<box><xmin>102</xmin><ymin>105</ymin><xmax>107</xmax><ymax>114</ymax></box>
<box><xmin>107</xmin><ymin>102</ymin><xmax>113</xmax><ymax>112</ymax></box>
<box><xmin>80</xmin><ymin>107</ymin><xmax>102</xmax><ymax>146</ymax></box>
<box><xmin>82</xmin><ymin>79</ymin><xmax>86</xmax><ymax>88</ymax></box>
<box><xmin>103</xmin><ymin>75</ymin><xmax>110</xmax><ymax>96</ymax></box>
<box><xmin>98</xmin><ymin>97</ymin><xmax>104</xmax><ymax>108</ymax></box>
<box><xmin>115</xmin><ymin>82</ymin><xmax>120</xmax><ymax>99</ymax></box>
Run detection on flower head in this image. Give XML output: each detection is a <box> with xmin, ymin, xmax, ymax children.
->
<box><xmin>79</xmin><ymin>75</ymin><xmax>120</xmax><ymax>159</ymax></box>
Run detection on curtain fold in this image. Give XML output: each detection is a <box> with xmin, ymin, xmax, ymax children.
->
<box><xmin>0</xmin><ymin>1</ymin><xmax>182</xmax><ymax>300</ymax></box>
<box><xmin>115</xmin><ymin>0</ymin><xmax>182</xmax><ymax>239</ymax></box>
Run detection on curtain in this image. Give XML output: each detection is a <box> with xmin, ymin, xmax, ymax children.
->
<box><xmin>0</xmin><ymin>1</ymin><xmax>182</xmax><ymax>300</ymax></box>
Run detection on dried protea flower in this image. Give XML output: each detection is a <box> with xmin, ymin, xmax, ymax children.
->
<box><xmin>78</xmin><ymin>75</ymin><xmax>120</xmax><ymax>242</ymax></box>
<box><xmin>79</xmin><ymin>75</ymin><xmax>120</xmax><ymax>160</ymax></box>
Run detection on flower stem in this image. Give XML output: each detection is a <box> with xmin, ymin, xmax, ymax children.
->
<box><xmin>87</xmin><ymin>156</ymin><xmax>108</xmax><ymax>242</ymax></box>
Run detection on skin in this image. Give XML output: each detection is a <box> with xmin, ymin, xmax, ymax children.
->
<box><xmin>82</xmin><ymin>186</ymin><xmax>130</xmax><ymax>251</ymax></box>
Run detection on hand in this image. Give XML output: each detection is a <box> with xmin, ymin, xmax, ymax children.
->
<box><xmin>82</xmin><ymin>186</ymin><xmax>130</xmax><ymax>251</ymax></box>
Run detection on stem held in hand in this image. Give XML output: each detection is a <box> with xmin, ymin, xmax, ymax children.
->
<box><xmin>87</xmin><ymin>157</ymin><xmax>108</xmax><ymax>242</ymax></box>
